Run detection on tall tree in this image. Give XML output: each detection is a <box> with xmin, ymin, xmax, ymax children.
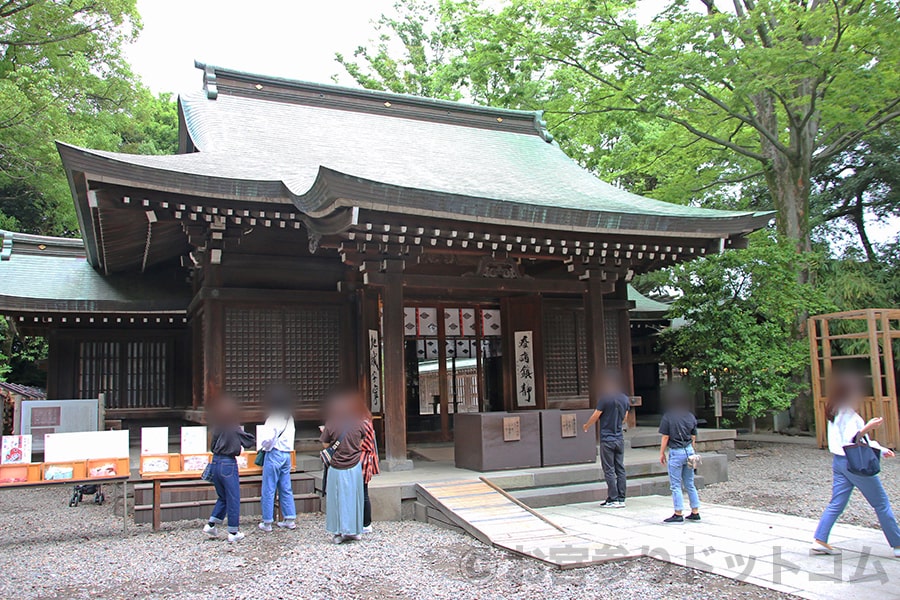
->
<box><xmin>0</xmin><ymin>0</ymin><xmax>151</xmax><ymax>235</ymax></box>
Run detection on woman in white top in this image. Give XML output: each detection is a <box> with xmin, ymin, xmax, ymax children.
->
<box><xmin>812</xmin><ymin>372</ymin><xmax>899</xmax><ymax>557</ymax></box>
<box><xmin>258</xmin><ymin>386</ymin><xmax>297</xmax><ymax>532</ymax></box>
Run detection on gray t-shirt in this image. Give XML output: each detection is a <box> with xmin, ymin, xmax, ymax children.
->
<box><xmin>659</xmin><ymin>410</ymin><xmax>698</xmax><ymax>449</ymax></box>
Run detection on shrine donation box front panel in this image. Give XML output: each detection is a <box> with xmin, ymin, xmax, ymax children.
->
<box><xmin>454</xmin><ymin>412</ymin><xmax>541</xmax><ymax>472</ymax></box>
<box><xmin>539</xmin><ymin>409</ymin><xmax>597</xmax><ymax>467</ymax></box>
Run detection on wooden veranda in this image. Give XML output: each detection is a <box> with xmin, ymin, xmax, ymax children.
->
<box><xmin>809</xmin><ymin>309</ymin><xmax>900</xmax><ymax>449</ymax></box>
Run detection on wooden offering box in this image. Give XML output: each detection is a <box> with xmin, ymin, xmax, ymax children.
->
<box><xmin>140</xmin><ymin>453</ymin><xmax>181</xmax><ymax>476</ymax></box>
<box><xmin>42</xmin><ymin>461</ymin><xmax>86</xmax><ymax>481</ymax></box>
<box><xmin>0</xmin><ymin>463</ymin><xmax>40</xmax><ymax>485</ymax></box>
<box><xmin>87</xmin><ymin>457</ymin><xmax>130</xmax><ymax>479</ymax></box>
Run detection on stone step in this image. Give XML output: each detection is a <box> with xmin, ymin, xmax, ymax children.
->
<box><xmin>510</xmin><ymin>474</ymin><xmax>707</xmax><ymax>509</ymax></box>
<box><xmin>478</xmin><ymin>458</ymin><xmax>669</xmax><ymax>491</ymax></box>
<box><xmin>295</xmin><ymin>454</ymin><xmax>324</xmax><ymax>472</ymax></box>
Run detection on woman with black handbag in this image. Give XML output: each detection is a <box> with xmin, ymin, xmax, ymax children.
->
<box><xmin>812</xmin><ymin>372</ymin><xmax>899</xmax><ymax>558</ymax></box>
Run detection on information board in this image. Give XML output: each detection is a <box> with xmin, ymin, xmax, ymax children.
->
<box><xmin>18</xmin><ymin>400</ymin><xmax>99</xmax><ymax>452</ymax></box>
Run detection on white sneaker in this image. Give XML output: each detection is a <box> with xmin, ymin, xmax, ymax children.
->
<box><xmin>332</xmin><ymin>534</ymin><xmax>344</xmax><ymax>545</ymax></box>
<box><xmin>612</xmin><ymin>501</ymin><xmax>626</xmax><ymax>509</ymax></box>
<box><xmin>203</xmin><ymin>523</ymin><xmax>219</xmax><ymax>538</ymax></box>
<box><xmin>362</xmin><ymin>525</ymin><xmax>373</xmax><ymax>534</ymax></box>
<box><xmin>277</xmin><ymin>520</ymin><xmax>296</xmax><ymax>530</ymax></box>
<box><xmin>810</xmin><ymin>541</ymin><xmax>841</xmax><ymax>555</ymax></box>
<box><xmin>227</xmin><ymin>531</ymin><xmax>245</xmax><ymax>543</ymax></box>
<box><xmin>258</xmin><ymin>522</ymin><xmax>273</xmax><ymax>532</ymax></box>
<box><xmin>893</xmin><ymin>547</ymin><xmax>900</xmax><ymax>559</ymax></box>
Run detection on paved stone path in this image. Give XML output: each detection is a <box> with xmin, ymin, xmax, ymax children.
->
<box><xmin>538</xmin><ymin>496</ymin><xmax>900</xmax><ymax>600</ymax></box>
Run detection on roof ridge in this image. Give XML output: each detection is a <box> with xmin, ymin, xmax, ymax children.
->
<box><xmin>193</xmin><ymin>61</ymin><xmax>555</xmax><ymax>142</ymax></box>
<box><xmin>0</xmin><ymin>229</ymin><xmax>86</xmax><ymax>260</ymax></box>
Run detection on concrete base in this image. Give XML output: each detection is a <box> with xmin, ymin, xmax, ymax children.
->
<box><xmin>630</xmin><ymin>428</ymin><xmax>737</xmax><ymax>460</ymax></box>
<box><xmin>382</xmin><ymin>458</ymin><xmax>414</xmax><ymax>472</ymax></box>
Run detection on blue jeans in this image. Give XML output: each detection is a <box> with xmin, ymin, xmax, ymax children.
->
<box><xmin>814</xmin><ymin>455</ymin><xmax>900</xmax><ymax>547</ymax></box>
<box><xmin>261</xmin><ymin>449</ymin><xmax>296</xmax><ymax>523</ymax></box>
<box><xmin>209</xmin><ymin>455</ymin><xmax>241</xmax><ymax>533</ymax></box>
<box><xmin>667</xmin><ymin>444</ymin><xmax>700</xmax><ymax>512</ymax></box>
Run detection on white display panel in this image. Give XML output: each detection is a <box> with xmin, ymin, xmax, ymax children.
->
<box><xmin>180</xmin><ymin>426</ymin><xmax>208</xmax><ymax>454</ymax></box>
<box><xmin>141</xmin><ymin>427</ymin><xmax>169</xmax><ymax>455</ymax></box>
<box><xmin>44</xmin><ymin>430</ymin><xmax>129</xmax><ymax>462</ymax></box>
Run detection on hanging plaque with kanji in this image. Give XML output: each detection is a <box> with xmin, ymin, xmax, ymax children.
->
<box><xmin>368</xmin><ymin>329</ymin><xmax>382</xmax><ymax>413</ymax></box>
<box><xmin>513</xmin><ymin>330</ymin><xmax>536</xmax><ymax>407</ymax></box>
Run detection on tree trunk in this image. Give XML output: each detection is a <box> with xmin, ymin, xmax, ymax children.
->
<box><xmin>755</xmin><ymin>91</ymin><xmax>816</xmax><ymax>430</ymax></box>
<box><xmin>850</xmin><ymin>195</ymin><xmax>877</xmax><ymax>262</ymax></box>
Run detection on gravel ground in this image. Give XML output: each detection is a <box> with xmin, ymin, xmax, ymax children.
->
<box><xmin>703</xmin><ymin>442</ymin><xmax>900</xmax><ymax>530</ymax></box>
<box><xmin>0</xmin><ymin>486</ymin><xmax>790</xmax><ymax>600</ymax></box>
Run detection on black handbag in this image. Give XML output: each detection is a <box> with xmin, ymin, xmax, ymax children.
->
<box><xmin>843</xmin><ymin>435</ymin><xmax>881</xmax><ymax>477</ymax></box>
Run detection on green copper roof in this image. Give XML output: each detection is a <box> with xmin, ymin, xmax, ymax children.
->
<box><xmin>628</xmin><ymin>285</ymin><xmax>672</xmax><ymax>319</ymax></box>
<box><xmin>0</xmin><ymin>231</ymin><xmax>189</xmax><ymax>314</ymax></box>
<box><xmin>58</xmin><ymin>63</ymin><xmax>772</xmax><ymax>243</ymax></box>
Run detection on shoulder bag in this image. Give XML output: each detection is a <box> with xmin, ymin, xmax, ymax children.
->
<box><xmin>255</xmin><ymin>419</ymin><xmax>289</xmax><ymax>467</ymax></box>
<box><xmin>320</xmin><ymin>427</ymin><xmax>350</xmax><ymax>467</ymax></box>
<box><xmin>843</xmin><ymin>434</ymin><xmax>881</xmax><ymax>477</ymax></box>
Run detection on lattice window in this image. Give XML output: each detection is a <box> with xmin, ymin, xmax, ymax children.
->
<box><xmin>225</xmin><ymin>306</ymin><xmax>342</xmax><ymax>406</ymax></box>
<box><xmin>543</xmin><ymin>308</ymin><xmax>589</xmax><ymax>398</ymax></box>
<box><xmin>77</xmin><ymin>340</ymin><xmax>170</xmax><ymax>409</ymax></box>
<box><xmin>605</xmin><ymin>314</ymin><xmax>620</xmax><ymax>367</ymax></box>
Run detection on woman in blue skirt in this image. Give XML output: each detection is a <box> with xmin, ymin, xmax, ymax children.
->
<box><xmin>319</xmin><ymin>388</ymin><xmax>367</xmax><ymax>544</ymax></box>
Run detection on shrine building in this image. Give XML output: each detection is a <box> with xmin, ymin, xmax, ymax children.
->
<box><xmin>0</xmin><ymin>63</ymin><xmax>770</xmax><ymax>469</ymax></box>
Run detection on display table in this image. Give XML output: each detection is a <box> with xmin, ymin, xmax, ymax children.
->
<box><xmin>139</xmin><ymin>451</ymin><xmax>296</xmax><ymax>530</ymax></box>
<box><xmin>454</xmin><ymin>412</ymin><xmax>541</xmax><ymax>471</ymax></box>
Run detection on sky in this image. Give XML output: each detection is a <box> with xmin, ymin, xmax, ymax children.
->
<box><xmin>125</xmin><ymin>0</ymin><xmax>399</xmax><ymax>95</ymax></box>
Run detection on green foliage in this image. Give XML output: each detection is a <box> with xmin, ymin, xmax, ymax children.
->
<box><xmin>340</xmin><ymin>0</ymin><xmax>900</xmax><ymax>251</ymax></box>
<box><xmin>660</xmin><ymin>233</ymin><xmax>832</xmax><ymax>418</ymax></box>
<box><xmin>0</xmin><ymin>0</ymin><xmax>177</xmax><ymax>236</ymax></box>
<box><xmin>811</xmin><ymin>126</ymin><xmax>900</xmax><ymax>261</ymax></box>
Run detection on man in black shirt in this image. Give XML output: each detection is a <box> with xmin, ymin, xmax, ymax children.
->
<box><xmin>582</xmin><ymin>369</ymin><xmax>631</xmax><ymax>508</ymax></box>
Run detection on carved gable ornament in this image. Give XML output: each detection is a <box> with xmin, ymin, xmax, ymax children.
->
<box><xmin>465</xmin><ymin>255</ymin><xmax>528</xmax><ymax>279</ymax></box>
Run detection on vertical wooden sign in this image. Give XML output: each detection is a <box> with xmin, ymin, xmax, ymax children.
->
<box><xmin>368</xmin><ymin>329</ymin><xmax>382</xmax><ymax>414</ymax></box>
<box><xmin>513</xmin><ymin>331</ymin><xmax>536</xmax><ymax>407</ymax></box>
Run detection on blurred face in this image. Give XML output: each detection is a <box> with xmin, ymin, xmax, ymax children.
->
<box><xmin>327</xmin><ymin>392</ymin><xmax>356</xmax><ymax>421</ymax></box>
<box><xmin>208</xmin><ymin>395</ymin><xmax>241</xmax><ymax>427</ymax></box>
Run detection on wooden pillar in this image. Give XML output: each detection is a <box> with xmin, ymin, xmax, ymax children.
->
<box><xmin>583</xmin><ymin>276</ymin><xmax>607</xmax><ymax>398</ymax></box>
<box><xmin>381</xmin><ymin>260</ymin><xmax>413</xmax><ymax>471</ymax></box>
<box><xmin>202</xmin><ymin>298</ymin><xmax>225</xmax><ymax>407</ymax></box>
<box><xmin>619</xmin><ymin>308</ymin><xmax>635</xmax><ymax>396</ymax></box>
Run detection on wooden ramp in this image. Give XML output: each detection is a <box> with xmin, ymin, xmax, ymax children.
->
<box><xmin>416</xmin><ymin>478</ymin><xmax>640</xmax><ymax>569</ymax></box>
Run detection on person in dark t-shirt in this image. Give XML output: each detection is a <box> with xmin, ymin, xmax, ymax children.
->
<box><xmin>659</xmin><ymin>383</ymin><xmax>701</xmax><ymax>523</ymax></box>
<box><xmin>582</xmin><ymin>368</ymin><xmax>631</xmax><ymax>508</ymax></box>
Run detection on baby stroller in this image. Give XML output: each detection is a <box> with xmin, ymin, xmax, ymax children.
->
<box><xmin>69</xmin><ymin>484</ymin><xmax>105</xmax><ymax>507</ymax></box>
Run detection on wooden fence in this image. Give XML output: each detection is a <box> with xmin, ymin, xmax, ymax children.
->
<box><xmin>809</xmin><ymin>309</ymin><xmax>900</xmax><ymax>449</ymax></box>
